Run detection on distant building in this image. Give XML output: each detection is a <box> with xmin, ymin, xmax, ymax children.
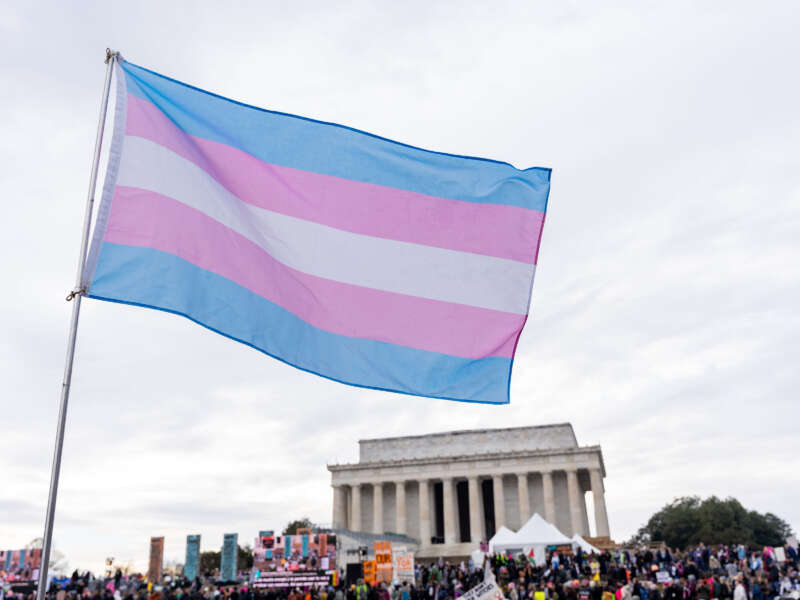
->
<box><xmin>327</xmin><ymin>424</ymin><xmax>610</xmax><ymax>559</ymax></box>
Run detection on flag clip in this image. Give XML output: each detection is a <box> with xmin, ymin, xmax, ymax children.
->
<box><xmin>66</xmin><ymin>288</ymin><xmax>85</xmax><ymax>302</ymax></box>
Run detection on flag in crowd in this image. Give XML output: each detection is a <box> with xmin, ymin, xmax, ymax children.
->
<box><xmin>83</xmin><ymin>58</ymin><xmax>551</xmax><ymax>405</ymax></box>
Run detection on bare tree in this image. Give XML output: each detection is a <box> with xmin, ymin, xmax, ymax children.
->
<box><xmin>27</xmin><ymin>538</ymin><xmax>69</xmax><ymax>574</ymax></box>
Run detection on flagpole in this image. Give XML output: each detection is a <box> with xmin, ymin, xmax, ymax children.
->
<box><xmin>35</xmin><ymin>48</ymin><xmax>119</xmax><ymax>600</ymax></box>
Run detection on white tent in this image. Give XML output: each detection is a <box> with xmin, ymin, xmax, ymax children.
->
<box><xmin>572</xmin><ymin>534</ymin><xmax>601</xmax><ymax>554</ymax></box>
<box><xmin>516</xmin><ymin>513</ymin><xmax>572</xmax><ymax>544</ymax></box>
<box><xmin>512</xmin><ymin>513</ymin><xmax>573</xmax><ymax>566</ymax></box>
<box><xmin>488</xmin><ymin>525</ymin><xmax>521</xmax><ymax>554</ymax></box>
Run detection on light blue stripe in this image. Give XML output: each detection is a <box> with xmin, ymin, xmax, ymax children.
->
<box><xmin>89</xmin><ymin>242</ymin><xmax>512</xmax><ymax>404</ymax></box>
<box><xmin>121</xmin><ymin>61</ymin><xmax>550</xmax><ymax>211</ymax></box>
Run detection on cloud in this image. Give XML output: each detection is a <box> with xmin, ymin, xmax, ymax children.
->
<box><xmin>1</xmin><ymin>0</ymin><xmax>798</xmax><ymax>573</ymax></box>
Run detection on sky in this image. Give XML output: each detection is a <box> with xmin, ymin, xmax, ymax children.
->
<box><xmin>1</xmin><ymin>0</ymin><xmax>798</xmax><ymax>575</ymax></box>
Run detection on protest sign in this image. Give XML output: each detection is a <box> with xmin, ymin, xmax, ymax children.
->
<box><xmin>374</xmin><ymin>541</ymin><xmax>392</xmax><ymax>583</ymax></box>
<box><xmin>363</xmin><ymin>560</ymin><xmax>377</xmax><ymax>585</ymax></box>
<box><xmin>393</xmin><ymin>548</ymin><xmax>414</xmax><ymax>584</ymax></box>
<box><xmin>253</xmin><ymin>572</ymin><xmax>331</xmax><ymax>589</ymax></box>
<box><xmin>459</xmin><ymin>579</ymin><xmax>505</xmax><ymax>600</ymax></box>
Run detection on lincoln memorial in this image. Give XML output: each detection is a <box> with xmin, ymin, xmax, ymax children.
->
<box><xmin>328</xmin><ymin>424</ymin><xmax>610</xmax><ymax>558</ymax></box>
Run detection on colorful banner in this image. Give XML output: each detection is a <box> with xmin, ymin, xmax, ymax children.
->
<box><xmin>184</xmin><ymin>535</ymin><xmax>201</xmax><ymax>581</ymax></box>
<box><xmin>253</xmin><ymin>572</ymin><xmax>332</xmax><ymax>589</ymax></box>
<box><xmin>221</xmin><ymin>533</ymin><xmax>238</xmax><ymax>581</ymax></box>
<box><xmin>147</xmin><ymin>537</ymin><xmax>164</xmax><ymax>584</ymax></box>
<box><xmin>374</xmin><ymin>541</ymin><xmax>392</xmax><ymax>583</ymax></box>
<box><xmin>254</xmin><ymin>533</ymin><xmax>336</xmax><ymax>572</ymax></box>
<box><xmin>0</xmin><ymin>548</ymin><xmax>41</xmax><ymax>576</ymax></box>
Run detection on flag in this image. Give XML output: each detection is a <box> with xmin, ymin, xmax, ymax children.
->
<box><xmin>84</xmin><ymin>58</ymin><xmax>551</xmax><ymax>404</ymax></box>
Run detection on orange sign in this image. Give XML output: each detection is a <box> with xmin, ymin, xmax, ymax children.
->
<box><xmin>373</xmin><ymin>541</ymin><xmax>392</xmax><ymax>583</ymax></box>
<box><xmin>362</xmin><ymin>560</ymin><xmax>377</xmax><ymax>584</ymax></box>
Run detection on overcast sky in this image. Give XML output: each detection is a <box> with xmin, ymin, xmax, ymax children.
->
<box><xmin>1</xmin><ymin>1</ymin><xmax>798</xmax><ymax>574</ymax></box>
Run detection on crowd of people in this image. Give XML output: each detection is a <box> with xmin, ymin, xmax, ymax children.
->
<box><xmin>2</xmin><ymin>543</ymin><xmax>798</xmax><ymax>600</ymax></box>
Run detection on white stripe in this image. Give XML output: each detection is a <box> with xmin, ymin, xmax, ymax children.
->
<box><xmin>85</xmin><ymin>61</ymin><xmax>128</xmax><ymax>289</ymax></box>
<box><xmin>116</xmin><ymin>136</ymin><xmax>535</xmax><ymax>314</ymax></box>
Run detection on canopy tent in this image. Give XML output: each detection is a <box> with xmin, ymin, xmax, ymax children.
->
<box><xmin>516</xmin><ymin>513</ymin><xmax>572</xmax><ymax>544</ymax></box>
<box><xmin>488</xmin><ymin>525</ymin><xmax>521</xmax><ymax>554</ymax></box>
<box><xmin>572</xmin><ymin>534</ymin><xmax>601</xmax><ymax>554</ymax></box>
<box><xmin>511</xmin><ymin>513</ymin><xmax>573</xmax><ymax>566</ymax></box>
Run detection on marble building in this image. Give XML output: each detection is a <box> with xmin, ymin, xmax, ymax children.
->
<box><xmin>327</xmin><ymin>424</ymin><xmax>610</xmax><ymax>559</ymax></box>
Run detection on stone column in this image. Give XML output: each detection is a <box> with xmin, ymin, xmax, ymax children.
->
<box><xmin>517</xmin><ymin>473</ymin><xmax>530</xmax><ymax>524</ymax></box>
<box><xmin>566</xmin><ymin>469</ymin><xmax>585</xmax><ymax>536</ymax></box>
<box><xmin>442</xmin><ymin>478</ymin><xmax>457</xmax><ymax>545</ymax></box>
<box><xmin>418</xmin><ymin>479</ymin><xmax>431</xmax><ymax>546</ymax></box>
<box><xmin>541</xmin><ymin>470</ymin><xmax>556</xmax><ymax>524</ymax></box>
<box><xmin>468</xmin><ymin>476</ymin><xmax>483</xmax><ymax>543</ymax></box>
<box><xmin>332</xmin><ymin>485</ymin><xmax>346</xmax><ymax>528</ymax></box>
<box><xmin>350</xmin><ymin>483</ymin><xmax>361</xmax><ymax>531</ymax></box>
<box><xmin>493</xmin><ymin>475</ymin><xmax>506</xmax><ymax>530</ymax></box>
<box><xmin>373</xmin><ymin>483</ymin><xmax>383</xmax><ymax>534</ymax></box>
<box><xmin>590</xmin><ymin>468</ymin><xmax>610</xmax><ymax>537</ymax></box>
<box><xmin>396</xmin><ymin>481</ymin><xmax>407</xmax><ymax>535</ymax></box>
<box><xmin>344</xmin><ymin>486</ymin><xmax>350</xmax><ymax>529</ymax></box>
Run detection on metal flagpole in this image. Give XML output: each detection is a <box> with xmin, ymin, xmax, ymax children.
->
<box><xmin>35</xmin><ymin>48</ymin><xmax>119</xmax><ymax>600</ymax></box>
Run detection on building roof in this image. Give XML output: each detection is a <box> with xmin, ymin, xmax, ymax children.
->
<box><xmin>357</xmin><ymin>423</ymin><xmax>579</xmax><ymax>464</ymax></box>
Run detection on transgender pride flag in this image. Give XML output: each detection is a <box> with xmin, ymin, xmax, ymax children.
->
<box><xmin>84</xmin><ymin>59</ymin><xmax>551</xmax><ymax>404</ymax></box>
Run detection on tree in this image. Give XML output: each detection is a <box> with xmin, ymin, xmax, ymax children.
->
<box><xmin>199</xmin><ymin>550</ymin><xmax>220</xmax><ymax>576</ymax></box>
<box><xmin>634</xmin><ymin>496</ymin><xmax>793</xmax><ymax>549</ymax></box>
<box><xmin>26</xmin><ymin>538</ymin><xmax>68</xmax><ymax>574</ymax></box>
<box><xmin>237</xmin><ymin>545</ymin><xmax>253</xmax><ymax>571</ymax></box>
<box><xmin>283</xmin><ymin>518</ymin><xmax>315</xmax><ymax>535</ymax></box>
<box><xmin>198</xmin><ymin>546</ymin><xmax>253</xmax><ymax>576</ymax></box>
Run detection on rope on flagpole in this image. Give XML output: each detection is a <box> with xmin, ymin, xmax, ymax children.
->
<box><xmin>35</xmin><ymin>48</ymin><xmax>120</xmax><ymax>600</ymax></box>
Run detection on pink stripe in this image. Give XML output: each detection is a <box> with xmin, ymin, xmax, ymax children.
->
<box><xmin>126</xmin><ymin>93</ymin><xmax>544</xmax><ymax>264</ymax></box>
<box><xmin>105</xmin><ymin>187</ymin><xmax>525</xmax><ymax>359</ymax></box>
